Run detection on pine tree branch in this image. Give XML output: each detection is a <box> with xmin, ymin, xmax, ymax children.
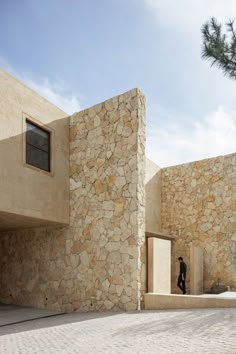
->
<box><xmin>201</xmin><ymin>17</ymin><xmax>236</xmax><ymax>79</ymax></box>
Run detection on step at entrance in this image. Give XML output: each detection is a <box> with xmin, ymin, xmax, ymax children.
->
<box><xmin>144</xmin><ymin>292</ymin><xmax>236</xmax><ymax>310</ymax></box>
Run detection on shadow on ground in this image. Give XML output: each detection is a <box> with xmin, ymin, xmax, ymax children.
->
<box><xmin>0</xmin><ymin>304</ymin><xmax>123</xmax><ymax>336</ymax></box>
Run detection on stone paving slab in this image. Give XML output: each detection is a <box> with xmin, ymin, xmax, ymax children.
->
<box><xmin>0</xmin><ymin>308</ymin><xmax>236</xmax><ymax>353</ymax></box>
<box><xmin>0</xmin><ymin>304</ymin><xmax>62</xmax><ymax>327</ymax></box>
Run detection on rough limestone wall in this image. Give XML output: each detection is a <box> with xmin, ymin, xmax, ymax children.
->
<box><xmin>0</xmin><ymin>227</ymin><xmax>74</xmax><ymax>311</ymax></box>
<box><xmin>161</xmin><ymin>154</ymin><xmax>236</xmax><ymax>293</ymax></box>
<box><xmin>0</xmin><ymin>88</ymin><xmax>145</xmax><ymax>312</ymax></box>
<box><xmin>137</xmin><ymin>96</ymin><xmax>146</xmax><ymax>301</ymax></box>
<box><xmin>69</xmin><ymin>88</ymin><xmax>145</xmax><ymax>311</ymax></box>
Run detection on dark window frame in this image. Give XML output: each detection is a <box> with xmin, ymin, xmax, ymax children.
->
<box><xmin>26</xmin><ymin>119</ymin><xmax>51</xmax><ymax>172</ymax></box>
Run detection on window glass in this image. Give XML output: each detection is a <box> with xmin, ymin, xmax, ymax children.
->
<box><xmin>26</xmin><ymin>120</ymin><xmax>50</xmax><ymax>172</ymax></box>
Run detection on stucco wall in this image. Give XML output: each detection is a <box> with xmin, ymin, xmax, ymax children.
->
<box><xmin>0</xmin><ymin>88</ymin><xmax>146</xmax><ymax>312</ymax></box>
<box><xmin>161</xmin><ymin>153</ymin><xmax>236</xmax><ymax>293</ymax></box>
<box><xmin>148</xmin><ymin>238</ymin><xmax>171</xmax><ymax>293</ymax></box>
<box><xmin>145</xmin><ymin>158</ymin><xmax>161</xmax><ymax>233</ymax></box>
<box><xmin>0</xmin><ymin>69</ymin><xmax>69</xmax><ymax>228</ymax></box>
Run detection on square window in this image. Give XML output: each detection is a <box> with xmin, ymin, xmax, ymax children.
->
<box><xmin>26</xmin><ymin>120</ymin><xmax>51</xmax><ymax>172</ymax></box>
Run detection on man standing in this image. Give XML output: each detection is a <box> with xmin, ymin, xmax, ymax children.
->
<box><xmin>177</xmin><ymin>257</ymin><xmax>187</xmax><ymax>294</ymax></box>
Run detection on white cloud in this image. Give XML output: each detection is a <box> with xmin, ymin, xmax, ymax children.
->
<box><xmin>143</xmin><ymin>0</ymin><xmax>236</xmax><ymax>167</ymax></box>
<box><xmin>22</xmin><ymin>76</ymin><xmax>81</xmax><ymax>115</ymax></box>
<box><xmin>0</xmin><ymin>58</ymin><xmax>81</xmax><ymax>114</ymax></box>
<box><xmin>145</xmin><ymin>0</ymin><xmax>236</xmax><ymax>30</ymax></box>
<box><xmin>146</xmin><ymin>106</ymin><xmax>236</xmax><ymax>167</ymax></box>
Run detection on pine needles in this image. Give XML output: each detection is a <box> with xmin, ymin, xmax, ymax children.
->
<box><xmin>201</xmin><ymin>17</ymin><xmax>236</xmax><ymax>80</ymax></box>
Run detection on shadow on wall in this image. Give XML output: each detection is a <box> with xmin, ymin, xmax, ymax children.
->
<box><xmin>0</xmin><ymin>87</ymin><xmax>146</xmax><ymax>314</ymax></box>
<box><xmin>145</xmin><ymin>158</ymin><xmax>161</xmax><ymax>235</ymax></box>
<box><xmin>0</xmin><ymin>115</ymin><xmax>70</xmax><ymax>310</ymax></box>
<box><xmin>0</xmin><ymin>116</ymin><xmax>70</xmax><ymax>230</ymax></box>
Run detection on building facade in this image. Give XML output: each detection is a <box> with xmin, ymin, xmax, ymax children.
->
<box><xmin>0</xmin><ymin>69</ymin><xmax>145</xmax><ymax>312</ymax></box>
<box><xmin>0</xmin><ymin>69</ymin><xmax>235</xmax><ymax>312</ymax></box>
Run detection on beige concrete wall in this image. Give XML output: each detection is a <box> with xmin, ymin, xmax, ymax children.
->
<box><xmin>0</xmin><ymin>88</ymin><xmax>146</xmax><ymax>312</ymax></box>
<box><xmin>148</xmin><ymin>238</ymin><xmax>171</xmax><ymax>293</ymax></box>
<box><xmin>190</xmin><ymin>245</ymin><xmax>203</xmax><ymax>295</ymax></box>
<box><xmin>144</xmin><ymin>293</ymin><xmax>236</xmax><ymax>310</ymax></box>
<box><xmin>0</xmin><ymin>69</ymin><xmax>69</xmax><ymax>228</ymax></box>
<box><xmin>161</xmin><ymin>153</ymin><xmax>236</xmax><ymax>293</ymax></box>
<box><xmin>145</xmin><ymin>158</ymin><xmax>161</xmax><ymax>233</ymax></box>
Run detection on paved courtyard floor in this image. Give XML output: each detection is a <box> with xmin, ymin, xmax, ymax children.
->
<box><xmin>0</xmin><ymin>308</ymin><xmax>236</xmax><ymax>353</ymax></box>
<box><xmin>0</xmin><ymin>304</ymin><xmax>61</xmax><ymax>327</ymax></box>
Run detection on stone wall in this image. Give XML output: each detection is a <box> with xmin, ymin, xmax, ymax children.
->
<box><xmin>0</xmin><ymin>227</ymin><xmax>72</xmax><ymax>311</ymax></box>
<box><xmin>161</xmin><ymin>153</ymin><xmax>236</xmax><ymax>293</ymax></box>
<box><xmin>69</xmin><ymin>88</ymin><xmax>145</xmax><ymax>311</ymax></box>
<box><xmin>0</xmin><ymin>88</ymin><xmax>146</xmax><ymax>312</ymax></box>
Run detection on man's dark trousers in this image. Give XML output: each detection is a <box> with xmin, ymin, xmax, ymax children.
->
<box><xmin>177</xmin><ymin>275</ymin><xmax>186</xmax><ymax>294</ymax></box>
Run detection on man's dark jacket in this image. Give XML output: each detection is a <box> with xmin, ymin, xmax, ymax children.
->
<box><xmin>179</xmin><ymin>261</ymin><xmax>187</xmax><ymax>279</ymax></box>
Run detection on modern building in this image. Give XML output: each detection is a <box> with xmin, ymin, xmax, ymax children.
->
<box><xmin>0</xmin><ymin>68</ymin><xmax>235</xmax><ymax>312</ymax></box>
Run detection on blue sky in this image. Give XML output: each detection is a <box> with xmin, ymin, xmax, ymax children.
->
<box><xmin>1</xmin><ymin>0</ymin><xmax>236</xmax><ymax>167</ymax></box>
